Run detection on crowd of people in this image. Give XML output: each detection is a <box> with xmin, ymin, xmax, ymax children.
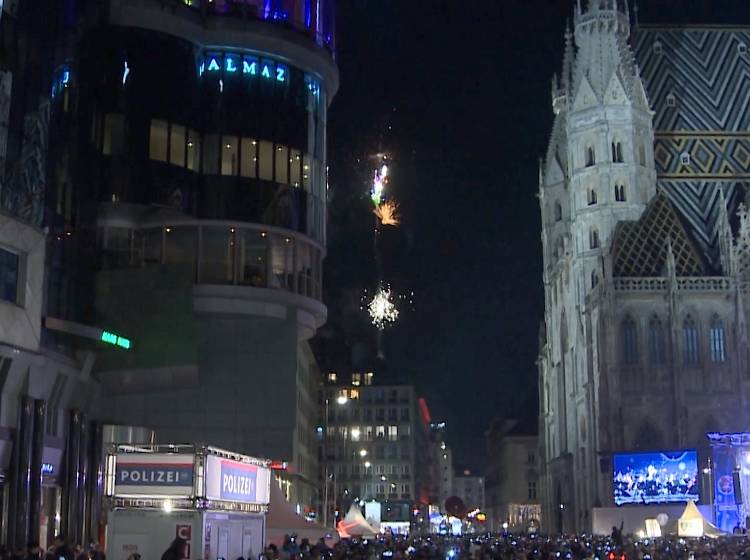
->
<box><xmin>0</xmin><ymin>537</ymin><xmax>106</xmax><ymax>560</ymax></box>
<box><xmin>253</xmin><ymin>533</ymin><xmax>750</xmax><ymax>560</ymax></box>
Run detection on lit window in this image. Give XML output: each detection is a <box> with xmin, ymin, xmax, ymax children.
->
<box><xmin>388</xmin><ymin>426</ymin><xmax>398</xmax><ymax>441</ymax></box>
<box><xmin>170</xmin><ymin>124</ymin><xmax>186</xmax><ymax>167</ymax></box>
<box><xmin>615</xmin><ymin>184</ymin><xmax>626</xmax><ymax>202</ymax></box>
<box><xmin>710</xmin><ymin>315</ymin><xmax>727</xmax><ymax>363</ymax></box>
<box><xmin>221</xmin><ymin>136</ymin><xmax>238</xmax><ymax>176</ymax></box>
<box><xmin>589</xmin><ymin>229</ymin><xmax>600</xmax><ymax>250</ymax></box>
<box><xmin>376</xmin><ymin>426</ymin><xmax>385</xmax><ymax>439</ymax></box>
<box><xmin>275</xmin><ymin>144</ymin><xmax>289</xmax><ymax>184</ymax></box>
<box><xmin>349</xmin><ymin>389</ymin><xmax>359</xmax><ymax>400</ymax></box>
<box><xmin>187</xmin><ymin>130</ymin><xmax>200</xmax><ymax>171</ymax></box>
<box><xmin>683</xmin><ymin>316</ymin><xmax>700</xmax><ymax>364</ymax></box>
<box><xmin>622</xmin><ymin>316</ymin><xmax>639</xmax><ymax>365</ymax></box>
<box><xmin>259</xmin><ymin>140</ymin><xmax>274</xmax><ymax>181</ymax></box>
<box><xmin>352</xmin><ymin>373</ymin><xmax>362</xmax><ymax>386</ymax></box>
<box><xmin>240</xmin><ymin>138</ymin><xmax>258</xmax><ymax>178</ymax></box>
<box><xmin>148</xmin><ymin>119</ymin><xmax>168</xmax><ymax>162</ymax></box>
<box><xmin>327</xmin><ymin>372</ymin><xmax>337</xmax><ymax>383</ymax></box>
<box><xmin>364</xmin><ymin>372</ymin><xmax>374</xmax><ymax>386</ymax></box>
<box><xmin>0</xmin><ymin>248</ymin><xmax>19</xmax><ymax>304</ymax></box>
<box><xmin>648</xmin><ymin>316</ymin><xmax>666</xmax><ymax>365</ymax></box>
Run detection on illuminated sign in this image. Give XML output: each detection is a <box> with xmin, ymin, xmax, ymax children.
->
<box><xmin>114</xmin><ymin>453</ymin><xmax>195</xmax><ymax>497</ymax></box>
<box><xmin>204</xmin><ymin>455</ymin><xmax>271</xmax><ymax>505</ymax></box>
<box><xmin>200</xmin><ymin>53</ymin><xmax>287</xmax><ymax>84</ymax></box>
<box><xmin>101</xmin><ymin>330</ymin><xmax>131</xmax><ymax>350</ymax></box>
<box><xmin>41</xmin><ymin>463</ymin><xmax>54</xmax><ymax>475</ymax></box>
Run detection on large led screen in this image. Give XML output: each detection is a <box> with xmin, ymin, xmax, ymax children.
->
<box><xmin>613</xmin><ymin>450</ymin><xmax>699</xmax><ymax>506</ymax></box>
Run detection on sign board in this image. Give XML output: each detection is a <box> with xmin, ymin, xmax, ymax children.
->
<box><xmin>115</xmin><ymin>453</ymin><xmax>195</xmax><ymax>496</ymax></box>
<box><xmin>204</xmin><ymin>455</ymin><xmax>271</xmax><ymax>505</ymax></box>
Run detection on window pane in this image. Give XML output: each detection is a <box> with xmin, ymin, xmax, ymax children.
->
<box><xmin>270</xmin><ymin>234</ymin><xmax>293</xmax><ymax>290</ymax></box>
<box><xmin>241</xmin><ymin>138</ymin><xmax>258</xmax><ymax>178</ymax></box>
<box><xmin>222</xmin><ymin>136</ymin><xmax>238</xmax><ymax>176</ymax></box>
<box><xmin>302</xmin><ymin>154</ymin><xmax>312</xmax><ymax>189</ymax></box>
<box><xmin>200</xmin><ymin>227</ymin><xmax>235</xmax><ymax>284</ymax></box>
<box><xmin>164</xmin><ymin>226</ymin><xmax>197</xmax><ymax>273</ymax></box>
<box><xmin>290</xmin><ymin>149</ymin><xmax>302</xmax><ymax>187</ymax></box>
<box><xmin>203</xmin><ymin>134</ymin><xmax>220</xmax><ymax>175</ymax></box>
<box><xmin>239</xmin><ymin>230</ymin><xmax>268</xmax><ymax>287</ymax></box>
<box><xmin>296</xmin><ymin>242</ymin><xmax>312</xmax><ymax>297</ymax></box>
<box><xmin>149</xmin><ymin>119</ymin><xmax>168</xmax><ymax>161</ymax></box>
<box><xmin>0</xmin><ymin>248</ymin><xmax>19</xmax><ymax>304</ymax></box>
<box><xmin>170</xmin><ymin>124</ymin><xmax>186</xmax><ymax>167</ymax></box>
<box><xmin>259</xmin><ymin>141</ymin><xmax>273</xmax><ymax>181</ymax></box>
<box><xmin>103</xmin><ymin>113</ymin><xmax>125</xmax><ymax>156</ymax></box>
<box><xmin>143</xmin><ymin>227</ymin><xmax>162</xmax><ymax>265</ymax></box>
<box><xmin>275</xmin><ymin>144</ymin><xmax>289</xmax><ymax>184</ymax></box>
<box><xmin>187</xmin><ymin>130</ymin><xmax>200</xmax><ymax>171</ymax></box>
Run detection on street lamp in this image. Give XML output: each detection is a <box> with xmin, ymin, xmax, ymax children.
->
<box><xmin>323</xmin><ymin>394</ymin><xmax>349</xmax><ymax>529</ymax></box>
<box><xmin>359</xmin><ymin>449</ymin><xmax>368</xmax><ymax>457</ymax></box>
<box><xmin>364</xmin><ymin>461</ymin><xmax>372</xmax><ymax>468</ymax></box>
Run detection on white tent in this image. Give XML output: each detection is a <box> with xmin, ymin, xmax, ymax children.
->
<box><xmin>337</xmin><ymin>504</ymin><xmax>378</xmax><ymax>538</ymax></box>
<box><xmin>676</xmin><ymin>501</ymin><xmax>724</xmax><ymax>538</ymax></box>
<box><xmin>266</xmin><ymin>481</ymin><xmax>337</xmax><ymax>546</ymax></box>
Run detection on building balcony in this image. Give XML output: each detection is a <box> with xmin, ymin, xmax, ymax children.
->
<box><xmin>97</xmin><ymin>206</ymin><xmax>326</xmax><ymax>337</ymax></box>
<box><xmin>108</xmin><ymin>0</ymin><xmax>339</xmax><ymax>96</ymax></box>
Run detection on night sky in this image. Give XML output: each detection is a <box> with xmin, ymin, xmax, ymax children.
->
<box><xmin>319</xmin><ymin>0</ymin><xmax>750</xmax><ymax>472</ymax></box>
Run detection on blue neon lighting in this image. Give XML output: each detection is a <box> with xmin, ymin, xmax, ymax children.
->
<box><xmin>225</xmin><ymin>57</ymin><xmax>238</xmax><ymax>73</ymax></box>
<box><xmin>304</xmin><ymin>0</ymin><xmax>312</xmax><ymax>27</ymax></box>
<box><xmin>62</xmin><ymin>70</ymin><xmax>70</xmax><ymax>85</ymax></box>
<box><xmin>261</xmin><ymin>63</ymin><xmax>272</xmax><ymax>79</ymax></box>
<box><xmin>208</xmin><ymin>58</ymin><xmax>221</xmax><ymax>72</ymax></box>
<box><xmin>263</xmin><ymin>0</ymin><xmax>272</xmax><ymax>19</ymax></box>
<box><xmin>122</xmin><ymin>60</ymin><xmax>130</xmax><ymax>85</ymax></box>
<box><xmin>276</xmin><ymin>66</ymin><xmax>286</xmax><ymax>82</ymax></box>
<box><xmin>243</xmin><ymin>58</ymin><xmax>258</xmax><ymax>75</ymax></box>
<box><xmin>199</xmin><ymin>62</ymin><xmax>205</xmax><ymax>76</ymax></box>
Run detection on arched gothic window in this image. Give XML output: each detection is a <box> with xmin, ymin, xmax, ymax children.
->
<box><xmin>611</xmin><ymin>141</ymin><xmax>624</xmax><ymax>163</ymax></box>
<box><xmin>615</xmin><ymin>183</ymin><xmax>626</xmax><ymax>202</ymax></box>
<box><xmin>622</xmin><ymin>316</ymin><xmax>639</xmax><ymax>365</ymax></box>
<box><xmin>591</xmin><ymin>270</ymin><xmax>599</xmax><ymax>289</ymax></box>
<box><xmin>589</xmin><ymin>229</ymin><xmax>600</xmax><ymax>250</ymax></box>
<box><xmin>586</xmin><ymin>146</ymin><xmax>596</xmax><ymax>167</ymax></box>
<box><xmin>554</xmin><ymin>202</ymin><xmax>562</xmax><ymax>222</ymax></box>
<box><xmin>710</xmin><ymin>315</ymin><xmax>727</xmax><ymax>363</ymax></box>
<box><xmin>587</xmin><ymin>188</ymin><xmax>598</xmax><ymax>206</ymax></box>
<box><xmin>648</xmin><ymin>315</ymin><xmax>666</xmax><ymax>365</ymax></box>
<box><xmin>683</xmin><ymin>315</ymin><xmax>700</xmax><ymax>364</ymax></box>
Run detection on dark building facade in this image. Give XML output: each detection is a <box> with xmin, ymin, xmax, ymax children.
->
<box><xmin>0</xmin><ymin>0</ymin><xmax>337</xmax><ymax>546</ymax></box>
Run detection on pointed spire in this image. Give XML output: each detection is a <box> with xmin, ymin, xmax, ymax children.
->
<box><xmin>562</xmin><ymin>20</ymin><xmax>574</xmax><ymax>93</ymax></box>
<box><xmin>717</xmin><ymin>187</ymin><xmax>735</xmax><ymax>276</ymax></box>
<box><xmin>666</xmin><ymin>236</ymin><xmax>677</xmax><ymax>282</ymax></box>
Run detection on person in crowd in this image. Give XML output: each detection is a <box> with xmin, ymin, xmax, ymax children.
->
<box><xmin>52</xmin><ymin>536</ymin><xmax>73</xmax><ymax>560</ymax></box>
<box><xmin>161</xmin><ymin>539</ymin><xmax>187</xmax><ymax>560</ymax></box>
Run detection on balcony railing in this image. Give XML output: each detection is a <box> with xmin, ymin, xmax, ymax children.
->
<box><xmin>173</xmin><ymin>0</ymin><xmax>335</xmax><ymax>55</ymax></box>
<box><xmin>99</xmin><ymin>220</ymin><xmax>323</xmax><ymax>302</ymax></box>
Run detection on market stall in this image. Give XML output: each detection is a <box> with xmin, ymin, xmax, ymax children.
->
<box><xmin>104</xmin><ymin>444</ymin><xmax>271</xmax><ymax>560</ymax></box>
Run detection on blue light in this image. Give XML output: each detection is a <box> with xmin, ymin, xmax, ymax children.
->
<box><xmin>122</xmin><ymin>60</ymin><xmax>130</xmax><ymax>85</ymax></box>
<box><xmin>243</xmin><ymin>58</ymin><xmax>258</xmax><ymax>75</ymax></box>
<box><xmin>276</xmin><ymin>66</ymin><xmax>286</xmax><ymax>82</ymax></box>
<box><xmin>261</xmin><ymin>63</ymin><xmax>272</xmax><ymax>79</ymax></box>
<box><xmin>62</xmin><ymin>70</ymin><xmax>70</xmax><ymax>85</ymax></box>
<box><xmin>208</xmin><ymin>58</ymin><xmax>221</xmax><ymax>72</ymax></box>
<box><xmin>199</xmin><ymin>62</ymin><xmax>205</xmax><ymax>76</ymax></box>
<box><xmin>225</xmin><ymin>56</ymin><xmax>238</xmax><ymax>73</ymax></box>
<box><xmin>304</xmin><ymin>0</ymin><xmax>312</xmax><ymax>27</ymax></box>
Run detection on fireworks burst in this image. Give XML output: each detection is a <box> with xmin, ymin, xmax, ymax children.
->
<box><xmin>374</xmin><ymin>200</ymin><xmax>400</xmax><ymax>226</ymax></box>
<box><xmin>366</xmin><ymin>286</ymin><xmax>399</xmax><ymax>330</ymax></box>
<box><xmin>370</xmin><ymin>164</ymin><xmax>389</xmax><ymax>206</ymax></box>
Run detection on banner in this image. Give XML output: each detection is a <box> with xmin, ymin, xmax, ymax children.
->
<box><xmin>204</xmin><ymin>455</ymin><xmax>271</xmax><ymax>504</ymax></box>
<box><xmin>115</xmin><ymin>453</ymin><xmax>195</xmax><ymax>496</ymax></box>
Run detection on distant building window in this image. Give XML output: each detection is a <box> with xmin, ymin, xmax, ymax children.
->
<box><xmin>554</xmin><ymin>202</ymin><xmax>562</xmax><ymax>222</ymax></box>
<box><xmin>648</xmin><ymin>316</ymin><xmax>666</xmax><ymax>365</ymax></box>
<box><xmin>102</xmin><ymin>113</ymin><xmax>125</xmax><ymax>156</ymax></box>
<box><xmin>622</xmin><ymin>316</ymin><xmax>639</xmax><ymax>365</ymax></box>
<box><xmin>327</xmin><ymin>372</ymin><xmax>337</xmax><ymax>383</ymax></box>
<box><xmin>528</xmin><ymin>481</ymin><xmax>537</xmax><ymax>501</ymax></box>
<box><xmin>585</xmin><ymin>146</ymin><xmax>596</xmax><ymax>167</ymax></box>
<box><xmin>148</xmin><ymin>119</ymin><xmax>168</xmax><ymax>162</ymax></box>
<box><xmin>528</xmin><ymin>451</ymin><xmax>536</xmax><ymax>465</ymax></box>
<box><xmin>589</xmin><ymin>229</ymin><xmax>600</xmax><ymax>250</ymax></box>
<box><xmin>683</xmin><ymin>316</ymin><xmax>700</xmax><ymax>364</ymax></box>
<box><xmin>0</xmin><ymin>248</ymin><xmax>19</xmax><ymax>304</ymax></box>
<box><xmin>710</xmin><ymin>316</ymin><xmax>727</xmax><ymax>363</ymax></box>
<box><xmin>654</xmin><ymin>41</ymin><xmax>663</xmax><ymax>55</ymax></box>
<box><xmin>739</xmin><ymin>42</ymin><xmax>747</xmax><ymax>55</ymax></box>
<box><xmin>591</xmin><ymin>270</ymin><xmax>599</xmax><ymax>289</ymax></box>
<box><xmin>352</xmin><ymin>373</ymin><xmax>361</xmax><ymax>386</ymax></box>
<box><xmin>615</xmin><ymin>184</ymin><xmax>626</xmax><ymax>202</ymax></box>
<box><xmin>587</xmin><ymin>189</ymin><xmax>598</xmax><ymax>206</ymax></box>
<box><xmin>681</xmin><ymin>152</ymin><xmax>691</xmax><ymax>165</ymax></box>
<box><xmin>611</xmin><ymin>141</ymin><xmax>623</xmax><ymax>163</ymax></box>
<box><xmin>666</xmin><ymin>93</ymin><xmax>676</xmax><ymax>107</ymax></box>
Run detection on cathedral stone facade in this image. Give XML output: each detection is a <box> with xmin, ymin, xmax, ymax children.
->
<box><xmin>538</xmin><ymin>0</ymin><xmax>750</xmax><ymax>532</ymax></box>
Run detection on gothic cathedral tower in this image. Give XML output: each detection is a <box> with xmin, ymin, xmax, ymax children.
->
<box><xmin>539</xmin><ymin>0</ymin><xmax>657</xmax><ymax>532</ymax></box>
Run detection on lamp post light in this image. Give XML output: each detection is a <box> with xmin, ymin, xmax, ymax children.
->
<box><xmin>323</xmin><ymin>394</ymin><xmax>348</xmax><ymax>529</ymax></box>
